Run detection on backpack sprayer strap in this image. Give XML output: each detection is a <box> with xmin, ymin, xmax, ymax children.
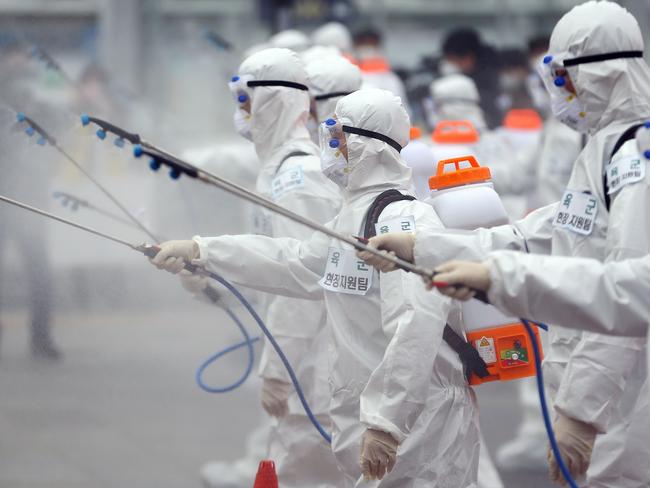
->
<box><xmin>275</xmin><ymin>151</ymin><xmax>311</xmax><ymax>176</ymax></box>
<box><xmin>442</xmin><ymin>326</ymin><xmax>491</xmax><ymax>382</ymax></box>
<box><xmin>362</xmin><ymin>189</ymin><xmax>490</xmax><ymax>383</ymax></box>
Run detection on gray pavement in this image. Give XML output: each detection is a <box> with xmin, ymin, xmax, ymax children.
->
<box><xmin>0</xmin><ymin>305</ymin><xmax>553</xmax><ymax>488</ymax></box>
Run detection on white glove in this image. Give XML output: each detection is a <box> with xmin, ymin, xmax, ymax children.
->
<box><xmin>179</xmin><ymin>270</ymin><xmax>209</xmax><ymax>295</ymax></box>
<box><xmin>150</xmin><ymin>240</ymin><xmax>199</xmax><ymax>274</ymax></box>
<box><xmin>359</xmin><ymin>428</ymin><xmax>398</xmax><ymax>481</ymax></box>
<box><xmin>429</xmin><ymin>260</ymin><xmax>491</xmax><ymax>299</ymax></box>
<box><xmin>261</xmin><ymin>378</ymin><xmax>292</xmax><ymax>418</ymax></box>
<box><xmin>355</xmin><ymin>232</ymin><xmax>415</xmax><ymax>273</ymax></box>
<box><xmin>548</xmin><ymin>413</ymin><xmax>597</xmax><ymax>485</ymax></box>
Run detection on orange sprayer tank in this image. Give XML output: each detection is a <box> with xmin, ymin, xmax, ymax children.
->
<box><xmin>426</xmin><ymin>155</ymin><xmax>544</xmax><ymax>385</ymax></box>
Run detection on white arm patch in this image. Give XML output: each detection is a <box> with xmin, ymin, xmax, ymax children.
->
<box><xmin>272</xmin><ymin>166</ymin><xmax>305</xmax><ymax>199</ymax></box>
<box><xmin>375</xmin><ymin>215</ymin><xmax>416</xmax><ymax>235</ymax></box>
<box><xmin>607</xmin><ymin>146</ymin><xmax>646</xmax><ymax>195</ymax></box>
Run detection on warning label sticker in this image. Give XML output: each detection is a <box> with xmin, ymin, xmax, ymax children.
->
<box><xmin>475</xmin><ymin>336</ymin><xmax>496</xmax><ymax>364</ymax></box>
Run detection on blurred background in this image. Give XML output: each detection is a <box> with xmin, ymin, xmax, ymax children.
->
<box><xmin>1</xmin><ymin>1</ymin><xmax>649</xmax><ymax>487</ymax></box>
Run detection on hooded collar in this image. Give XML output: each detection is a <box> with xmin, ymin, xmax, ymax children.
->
<box><xmin>334</xmin><ymin>88</ymin><xmax>413</xmax><ymax>200</ymax></box>
<box><xmin>238</xmin><ymin>48</ymin><xmax>315</xmax><ymax>166</ymax></box>
<box><xmin>550</xmin><ymin>1</ymin><xmax>650</xmax><ymax>135</ymax></box>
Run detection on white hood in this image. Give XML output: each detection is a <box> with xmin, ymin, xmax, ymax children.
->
<box><xmin>238</xmin><ymin>47</ymin><xmax>314</xmax><ymax>164</ymax></box>
<box><xmin>311</xmin><ymin>22</ymin><xmax>353</xmax><ymax>53</ymax></box>
<box><xmin>430</xmin><ymin>74</ymin><xmax>487</xmax><ymax>131</ymax></box>
<box><xmin>305</xmin><ymin>55</ymin><xmax>362</xmax><ymax>121</ymax></box>
<box><xmin>269</xmin><ymin>29</ymin><xmax>310</xmax><ymax>52</ymax></box>
<box><xmin>549</xmin><ymin>0</ymin><xmax>650</xmax><ymax>135</ymax></box>
<box><xmin>334</xmin><ymin>88</ymin><xmax>412</xmax><ymax>196</ymax></box>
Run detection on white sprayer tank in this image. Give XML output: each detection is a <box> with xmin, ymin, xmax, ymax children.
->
<box><xmin>426</xmin><ymin>155</ymin><xmax>517</xmax><ymax>332</ymax></box>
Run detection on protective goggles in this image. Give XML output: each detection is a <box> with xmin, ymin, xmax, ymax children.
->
<box><xmin>541</xmin><ymin>50</ymin><xmax>643</xmax><ymax>87</ymax></box>
<box><xmin>320</xmin><ymin>117</ymin><xmax>403</xmax><ymax>153</ymax></box>
<box><xmin>228</xmin><ymin>74</ymin><xmax>309</xmax><ymax>104</ymax></box>
<box><xmin>313</xmin><ymin>90</ymin><xmax>354</xmax><ymax>101</ymax></box>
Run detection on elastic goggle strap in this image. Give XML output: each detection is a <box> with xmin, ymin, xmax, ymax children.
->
<box><xmin>342</xmin><ymin>125</ymin><xmax>402</xmax><ymax>153</ymax></box>
<box><xmin>314</xmin><ymin>91</ymin><xmax>353</xmax><ymax>101</ymax></box>
<box><xmin>247</xmin><ymin>80</ymin><xmax>309</xmax><ymax>91</ymax></box>
<box><xmin>563</xmin><ymin>50</ymin><xmax>643</xmax><ymax>67</ymax></box>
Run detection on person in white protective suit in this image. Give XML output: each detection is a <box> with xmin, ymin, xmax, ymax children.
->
<box><xmin>352</xmin><ymin>25</ymin><xmax>409</xmax><ymax>109</ymax></box>
<box><xmin>186</xmin><ymin>47</ymin><xmax>344</xmax><ymax>488</ymax></box>
<box><xmin>312</xmin><ymin>22</ymin><xmax>354</xmax><ymax>56</ymax></box>
<box><xmin>304</xmin><ymin>54</ymin><xmax>362</xmax><ymax>142</ymax></box>
<box><xmin>149</xmin><ymin>88</ymin><xmax>481</xmax><ymax>487</ymax></box>
<box><xmin>269</xmin><ymin>29</ymin><xmax>311</xmax><ymax>53</ymax></box>
<box><xmin>428</xmin><ymin>74</ymin><xmax>487</xmax><ymax>131</ymax></box>
<box><xmin>357</xmin><ymin>2</ymin><xmax>650</xmax><ymax>486</ymax></box>
<box><xmin>490</xmin><ymin>59</ymin><xmax>583</xmax><ymax>473</ymax></box>
<box><xmin>426</xmin><ymin>125</ymin><xmax>650</xmax><ymax>483</ymax></box>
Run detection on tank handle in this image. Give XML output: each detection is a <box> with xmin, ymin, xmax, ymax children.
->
<box><xmin>436</xmin><ymin>155</ymin><xmax>480</xmax><ymax>175</ymax></box>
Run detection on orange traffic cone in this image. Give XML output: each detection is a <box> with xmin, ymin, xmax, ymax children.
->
<box><xmin>253</xmin><ymin>460</ymin><xmax>278</xmax><ymax>488</ymax></box>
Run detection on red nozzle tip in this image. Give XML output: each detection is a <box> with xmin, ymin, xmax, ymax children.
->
<box><xmin>431</xmin><ymin>281</ymin><xmax>449</xmax><ymax>288</ymax></box>
<box><xmin>253</xmin><ymin>460</ymin><xmax>278</xmax><ymax>488</ymax></box>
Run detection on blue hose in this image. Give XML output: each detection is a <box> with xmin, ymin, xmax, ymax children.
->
<box><xmin>195</xmin><ymin>305</ymin><xmax>261</xmax><ymax>394</ymax></box>
<box><xmin>203</xmin><ymin>271</ymin><xmax>332</xmax><ymax>444</ymax></box>
<box><xmin>522</xmin><ymin>318</ymin><xmax>579</xmax><ymax>488</ymax></box>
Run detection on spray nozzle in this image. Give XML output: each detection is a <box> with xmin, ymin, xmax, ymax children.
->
<box><xmin>53</xmin><ymin>191</ymin><xmax>85</xmax><ymax>211</ymax></box>
<box><xmin>114</xmin><ymin>137</ymin><xmax>125</xmax><ymax>148</ymax></box>
<box><xmin>133</xmin><ymin>145</ymin><xmax>199</xmax><ymax>180</ymax></box>
<box><xmin>16</xmin><ymin>112</ymin><xmax>55</xmax><ymax>146</ymax></box>
<box><xmin>79</xmin><ymin>115</ymin><xmax>142</xmax><ymax>145</ymax></box>
<box><xmin>203</xmin><ymin>29</ymin><xmax>234</xmax><ymax>51</ymax></box>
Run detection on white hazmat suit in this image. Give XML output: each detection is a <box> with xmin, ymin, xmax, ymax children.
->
<box><xmin>155</xmin><ymin>89</ymin><xmax>482</xmax><ymax>486</ymax></box>
<box><xmin>408</xmin><ymin>3</ymin><xmax>650</xmax><ymax>485</ymax></box>
<box><xmin>486</xmin><ymin>251</ymin><xmax>650</xmax><ymax>340</ymax></box>
<box><xmin>231</xmin><ymin>47</ymin><xmax>344</xmax><ymax>487</ymax></box>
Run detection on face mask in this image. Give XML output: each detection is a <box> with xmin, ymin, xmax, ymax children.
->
<box><xmin>537</xmin><ymin>55</ymin><xmax>588</xmax><ymax>132</ymax></box>
<box><xmin>500</xmin><ymin>73</ymin><xmax>525</xmax><ymax>92</ymax></box>
<box><xmin>439</xmin><ymin>59</ymin><xmax>461</xmax><ymax>76</ymax></box>
<box><xmin>527</xmin><ymin>73</ymin><xmax>550</xmax><ymax>118</ymax></box>
<box><xmin>319</xmin><ymin>118</ymin><xmax>351</xmax><ymax>188</ymax></box>
<box><xmin>355</xmin><ymin>45</ymin><xmax>381</xmax><ymax>61</ymax></box>
<box><xmin>551</xmin><ymin>91</ymin><xmax>588</xmax><ymax>132</ymax></box>
<box><xmin>233</xmin><ymin>109</ymin><xmax>253</xmax><ymax>141</ymax></box>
